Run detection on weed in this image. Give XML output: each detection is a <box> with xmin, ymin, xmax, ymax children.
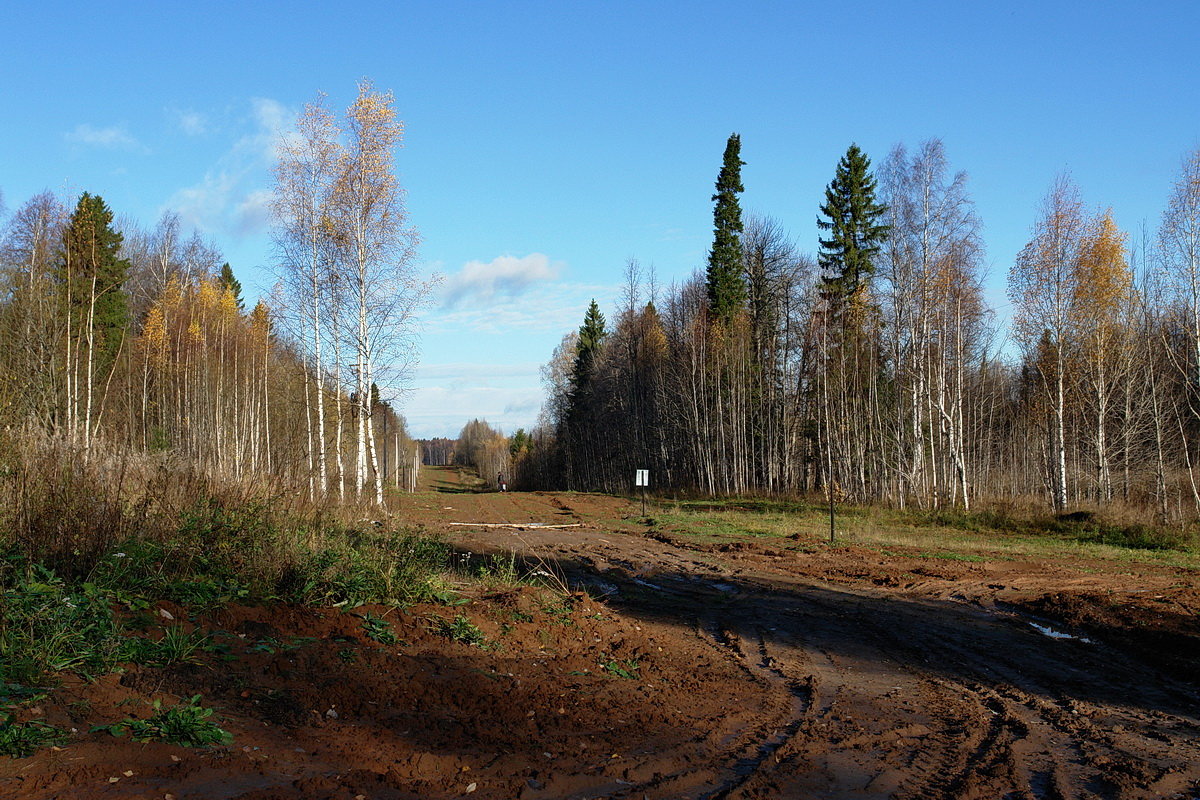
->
<box><xmin>337</xmin><ymin>649</ymin><xmax>358</xmax><ymax>663</ymax></box>
<box><xmin>436</xmin><ymin>615</ymin><xmax>486</xmax><ymax>647</ymax></box>
<box><xmin>542</xmin><ymin>599</ymin><xmax>577</xmax><ymax>627</ymax></box>
<box><xmin>247</xmin><ymin>636</ymin><xmax>316</xmax><ymax>655</ymax></box>
<box><xmin>0</xmin><ymin>562</ymin><xmax>122</xmax><ymax>683</ymax></box>
<box><xmin>119</xmin><ymin>626</ymin><xmax>209</xmax><ymax>668</ymax></box>
<box><xmin>360</xmin><ymin>613</ymin><xmax>398</xmax><ymax>645</ymax></box>
<box><xmin>66</xmin><ymin>699</ymin><xmax>94</xmax><ymax>720</ymax></box>
<box><xmin>95</xmin><ymin>695</ymin><xmax>231</xmax><ymax>747</ymax></box>
<box><xmin>0</xmin><ymin>714</ymin><xmax>67</xmax><ymax>758</ymax></box>
<box><xmin>282</xmin><ymin>531</ymin><xmax>452</xmax><ymax>607</ymax></box>
<box><xmin>600</xmin><ymin>658</ymin><xmax>641</xmax><ymax>680</ymax></box>
<box><xmin>921</xmin><ymin>551</ymin><xmax>986</xmax><ymax>563</ymax></box>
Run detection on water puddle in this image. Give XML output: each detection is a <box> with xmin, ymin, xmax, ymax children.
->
<box><xmin>1028</xmin><ymin>622</ymin><xmax>1092</xmax><ymax>643</ymax></box>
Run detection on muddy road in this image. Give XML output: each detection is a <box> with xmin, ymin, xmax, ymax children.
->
<box><xmin>437</xmin><ymin>478</ymin><xmax>1200</xmax><ymax>799</ymax></box>
<box><xmin>4</xmin><ymin>470</ymin><xmax>1198</xmax><ymax>799</ymax></box>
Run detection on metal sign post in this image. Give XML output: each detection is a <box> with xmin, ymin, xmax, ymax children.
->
<box><xmin>635</xmin><ymin>469</ymin><xmax>649</xmax><ymax>516</ymax></box>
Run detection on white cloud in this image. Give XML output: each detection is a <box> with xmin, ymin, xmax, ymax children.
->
<box><xmin>400</xmin><ymin>384</ymin><xmax>543</xmax><ymax>439</ymax></box>
<box><xmin>164</xmin><ymin>97</ymin><xmax>293</xmax><ymax>238</ymax></box>
<box><xmin>174</xmin><ymin>109</ymin><xmax>208</xmax><ymax>136</ymax></box>
<box><xmin>428</xmin><ymin>280</ymin><xmax>616</xmax><ymax>336</ymax></box>
<box><xmin>65</xmin><ymin>123</ymin><xmax>139</xmax><ymax>149</ymax></box>
<box><xmin>234</xmin><ymin>189</ymin><xmax>273</xmax><ymax>236</ymax></box>
<box><xmin>442</xmin><ymin>253</ymin><xmax>562</xmax><ymax>307</ymax></box>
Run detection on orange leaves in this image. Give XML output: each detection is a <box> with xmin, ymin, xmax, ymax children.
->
<box><xmin>1071</xmin><ymin>209</ymin><xmax>1131</xmax><ymax>342</ymax></box>
<box><xmin>1009</xmin><ymin>179</ymin><xmax>1133</xmax><ymax>354</ymax></box>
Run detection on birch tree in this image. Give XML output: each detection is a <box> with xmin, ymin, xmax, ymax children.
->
<box><xmin>331</xmin><ymin>79</ymin><xmax>426</xmax><ymax>506</ymax></box>
<box><xmin>1009</xmin><ymin>176</ymin><xmax>1087</xmax><ymax>510</ymax></box>
<box><xmin>273</xmin><ymin>94</ymin><xmax>344</xmax><ymax>497</ymax></box>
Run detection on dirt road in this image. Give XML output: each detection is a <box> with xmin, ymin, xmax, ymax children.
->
<box><xmin>432</xmin><ymin>472</ymin><xmax>1200</xmax><ymax>799</ymax></box>
<box><xmin>4</xmin><ymin>469</ymin><xmax>1198</xmax><ymax>799</ymax></box>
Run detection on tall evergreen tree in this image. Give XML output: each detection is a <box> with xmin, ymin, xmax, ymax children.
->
<box><xmin>58</xmin><ymin>193</ymin><xmax>130</xmax><ymax>365</ymax></box>
<box><xmin>572</xmin><ymin>299</ymin><xmax>607</xmax><ymax>396</ymax></box>
<box><xmin>817</xmin><ymin>144</ymin><xmax>889</xmax><ymax>305</ymax></box>
<box><xmin>707</xmin><ymin>133</ymin><xmax>747</xmax><ymax>324</ymax></box>
<box><xmin>217</xmin><ymin>262</ymin><xmax>245</xmax><ymax>310</ymax></box>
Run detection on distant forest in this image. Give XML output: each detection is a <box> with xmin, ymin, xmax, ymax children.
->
<box><xmin>509</xmin><ymin>138</ymin><xmax>1200</xmax><ymax>522</ymax></box>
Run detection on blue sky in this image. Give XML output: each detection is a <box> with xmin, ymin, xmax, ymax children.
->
<box><xmin>2</xmin><ymin>1</ymin><xmax>1198</xmax><ymax>437</ymax></box>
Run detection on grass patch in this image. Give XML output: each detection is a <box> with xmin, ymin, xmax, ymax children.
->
<box><xmin>0</xmin><ymin>715</ymin><xmax>68</xmax><ymax>758</ymax></box>
<box><xmin>649</xmin><ymin>496</ymin><xmax>1200</xmax><ymax>569</ymax></box>
<box><xmin>600</xmin><ymin>658</ymin><xmax>640</xmax><ymax>679</ymax></box>
<box><xmin>435</xmin><ymin>615</ymin><xmax>486</xmax><ymax>647</ymax></box>
<box><xmin>360</xmin><ymin>613</ymin><xmax>398</xmax><ymax>645</ymax></box>
<box><xmin>95</xmin><ymin>695</ymin><xmax>231</xmax><ymax>747</ymax></box>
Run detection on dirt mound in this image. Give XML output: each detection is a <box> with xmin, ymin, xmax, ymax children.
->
<box><xmin>1</xmin><ymin>587</ymin><xmax>768</xmax><ymax>799</ymax></box>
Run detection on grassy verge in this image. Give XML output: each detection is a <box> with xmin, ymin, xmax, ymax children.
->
<box><xmin>0</xmin><ymin>436</ymin><xmax>513</xmax><ymax>758</ymax></box>
<box><xmin>651</xmin><ymin>497</ymin><xmax>1200</xmax><ymax>569</ymax></box>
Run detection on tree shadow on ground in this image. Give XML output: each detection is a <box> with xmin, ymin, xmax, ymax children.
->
<box><xmin>452</xmin><ymin>540</ymin><xmax>1200</xmax><ymax>723</ymax></box>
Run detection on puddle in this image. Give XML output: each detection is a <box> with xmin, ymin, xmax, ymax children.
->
<box><xmin>582</xmin><ymin>579</ymin><xmax>619</xmax><ymax>596</ymax></box>
<box><xmin>1028</xmin><ymin>622</ymin><xmax>1091</xmax><ymax>643</ymax></box>
<box><xmin>632</xmin><ymin>577</ymin><xmax>664</xmax><ymax>590</ymax></box>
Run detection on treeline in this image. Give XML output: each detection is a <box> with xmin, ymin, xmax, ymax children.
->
<box><xmin>0</xmin><ymin>82</ymin><xmax>423</xmax><ymax>502</ymax></box>
<box><xmin>450</xmin><ymin>419</ymin><xmax>529</xmax><ymax>490</ymax></box>
<box><xmin>517</xmin><ymin>137</ymin><xmax>1200</xmax><ymax>522</ymax></box>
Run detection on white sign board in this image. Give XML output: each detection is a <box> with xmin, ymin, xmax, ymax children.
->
<box><xmin>635</xmin><ymin>469</ymin><xmax>649</xmax><ymax>487</ymax></box>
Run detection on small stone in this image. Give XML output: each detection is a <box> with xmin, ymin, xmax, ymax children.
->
<box><xmin>158</xmin><ymin>608</ymin><xmax>174</xmax><ymax>620</ymax></box>
<box><xmin>465</xmin><ymin>782</ymin><xmax>477</xmax><ymax>793</ymax></box>
<box><xmin>325</xmin><ymin>708</ymin><xmax>338</xmax><ymax>719</ymax></box>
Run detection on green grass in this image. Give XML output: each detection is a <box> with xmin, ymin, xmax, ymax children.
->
<box><xmin>600</xmin><ymin>658</ymin><xmax>640</xmax><ymax>680</ymax></box>
<box><xmin>95</xmin><ymin>695</ymin><xmax>232</xmax><ymax>747</ymax></box>
<box><xmin>435</xmin><ymin>615</ymin><xmax>487</xmax><ymax>647</ymax></box>
<box><xmin>650</xmin><ymin>497</ymin><xmax>1200</xmax><ymax>569</ymax></box>
<box><xmin>0</xmin><ymin>715</ymin><xmax>67</xmax><ymax>757</ymax></box>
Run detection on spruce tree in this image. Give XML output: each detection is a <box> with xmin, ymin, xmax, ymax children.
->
<box><xmin>706</xmin><ymin>133</ymin><xmax>747</xmax><ymax>324</ymax></box>
<box><xmin>817</xmin><ymin>144</ymin><xmax>889</xmax><ymax>306</ymax></box>
<box><xmin>218</xmin><ymin>262</ymin><xmax>245</xmax><ymax>310</ymax></box>
<box><xmin>58</xmin><ymin>192</ymin><xmax>130</xmax><ymax>367</ymax></box>
<box><xmin>572</xmin><ymin>299</ymin><xmax>607</xmax><ymax>394</ymax></box>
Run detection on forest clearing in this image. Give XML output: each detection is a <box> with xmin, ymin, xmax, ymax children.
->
<box><xmin>2</xmin><ymin>465</ymin><xmax>1197</xmax><ymax>800</ymax></box>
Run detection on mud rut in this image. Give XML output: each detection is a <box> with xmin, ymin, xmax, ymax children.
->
<box><xmin>445</xmin><ymin>490</ymin><xmax>1200</xmax><ymax>800</ymax></box>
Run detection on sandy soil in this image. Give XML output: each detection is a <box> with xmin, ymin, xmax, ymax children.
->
<box><xmin>4</xmin><ymin>466</ymin><xmax>1198</xmax><ymax>799</ymax></box>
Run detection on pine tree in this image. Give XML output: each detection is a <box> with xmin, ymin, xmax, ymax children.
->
<box><xmin>817</xmin><ymin>144</ymin><xmax>889</xmax><ymax>307</ymax></box>
<box><xmin>706</xmin><ymin>133</ymin><xmax>747</xmax><ymax>324</ymax></box>
<box><xmin>217</xmin><ymin>262</ymin><xmax>244</xmax><ymax>310</ymax></box>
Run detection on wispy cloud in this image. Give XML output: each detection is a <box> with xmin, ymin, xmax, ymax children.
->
<box><xmin>65</xmin><ymin>123</ymin><xmax>139</xmax><ymax>149</ymax></box>
<box><xmin>164</xmin><ymin>97</ymin><xmax>293</xmax><ymax>238</ymax></box>
<box><xmin>170</xmin><ymin>108</ymin><xmax>209</xmax><ymax>136</ymax></box>
<box><xmin>429</xmin><ymin>280</ymin><xmax>617</xmax><ymax>336</ymax></box>
<box><xmin>442</xmin><ymin>253</ymin><xmax>562</xmax><ymax>308</ymax></box>
<box><xmin>401</xmin><ymin>384</ymin><xmax>543</xmax><ymax>438</ymax></box>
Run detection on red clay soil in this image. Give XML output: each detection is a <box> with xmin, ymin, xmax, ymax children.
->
<box><xmin>4</xmin><ymin>467</ymin><xmax>1199</xmax><ymax>799</ymax></box>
